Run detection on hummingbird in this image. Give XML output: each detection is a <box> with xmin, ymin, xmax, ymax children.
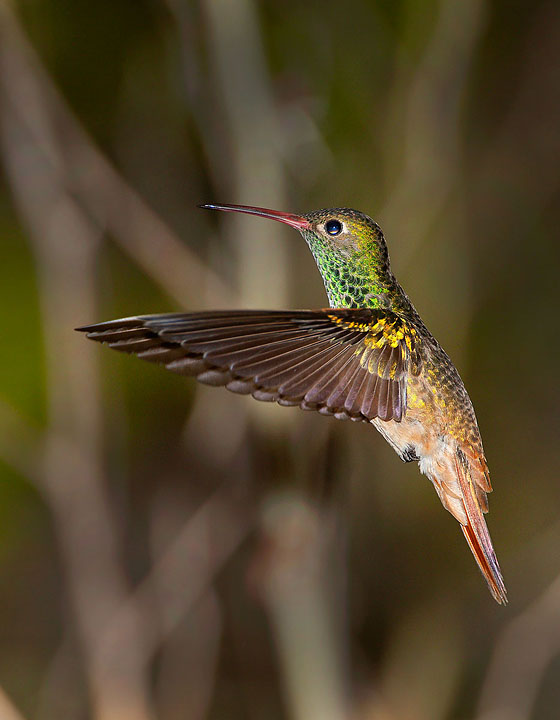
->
<box><xmin>78</xmin><ymin>203</ymin><xmax>507</xmax><ymax>603</ymax></box>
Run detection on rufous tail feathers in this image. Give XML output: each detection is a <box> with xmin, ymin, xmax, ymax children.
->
<box><xmin>454</xmin><ymin>451</ymin><xmax>507</xmax><ymax>604</ymax></box>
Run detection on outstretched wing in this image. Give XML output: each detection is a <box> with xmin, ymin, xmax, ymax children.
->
<box><xmin>78</xmin><ymin>308</ymin><xmax>422</xmax><ymax>423</ymax></box>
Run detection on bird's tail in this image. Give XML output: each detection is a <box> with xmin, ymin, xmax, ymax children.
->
<box><xmin>453</xmin><ymin>450</ymin><xmax>507</xmax><ymax>604</ymax></box>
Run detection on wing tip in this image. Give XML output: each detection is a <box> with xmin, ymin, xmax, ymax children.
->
<box><xmin>75</xmin><ymin>316</ymin><xmax>146</xmax><ymax>333</ymax></box>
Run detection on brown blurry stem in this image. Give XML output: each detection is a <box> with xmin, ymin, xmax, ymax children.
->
<box><xmin>0</xmin><ymin>409</ymin><xmax>253</xmax><ymax>718</ymax></box>
<box><xmin>0</xmin><ymin>6</ymin><xmax>154</xmax><ymax>718</ymax></box>
<box><xmin>381</xmin><ymin>0</ymin><xmax>485</xmax><ymax>270</ymax></box>
<box><xmin>472</xmin><ymin>16</ymin><xmax>560</xmax><ymax>716</ymax></box>
<box><xmin>0</xmin><ymin>7</ymin><xmax>259</xmax><ymax>717</ymax></box>
<box><xmin>475</xmin><ymin>574</ymin><xmax>560</xmax><ymax>720</ymax></box>
<box><xmin>99</xmin><ymin>482</ymin><xmax>253</xmax><ymax>663</ymax></box>
<box><xmin>1</xmin><ymin>146</ymin><xmax>154</xmax><ymax>716</ymax></box>
<box><xmin>200</xmin><ymin>0</ymin><xmax>290</xmax><ymax>309</ymax></box>
<box><xmin>252</xmin><ymin>493</ymin><xmax>348</xmax><ymax>720</ymax></box>
<box><xmin>155</xmin><ymin>589</ymin><xmax>223</xmax><ymax>720</ymax></box>
<box><xmin>167</xmin><ymin>0</ymin><xmax>292</xmax><ymax>305</ymax></box>
<box><xmin>0</xmin><ymin>1</ymin><xmax>232</xmax><ymax>310</ymax></box>
<box><xmin>0</xmin><ymin>688</ymin><xmax>28</xmax><ymax>720</ymax></box>
<box><xmin>0</xmin><ymin>400</ymin><xmax>42</xmax><ymax>483</ymax></box>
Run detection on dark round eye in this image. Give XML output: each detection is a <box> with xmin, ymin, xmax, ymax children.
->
<box><xmin>325</xmin><ymin>219</ymin><xmax>343</xmax><ymax>236</ymax></box>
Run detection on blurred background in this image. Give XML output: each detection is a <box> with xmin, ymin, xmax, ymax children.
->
<box><xmin>0</xmin><ymin>0</ymin><xmax>559</xmax><ymax>718</ymax></box>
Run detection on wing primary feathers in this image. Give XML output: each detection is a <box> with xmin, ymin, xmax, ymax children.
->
<box><xmin>79</xmin><ymin>309</ymin><xmax>417</xmax><ymax>424</ymax></box>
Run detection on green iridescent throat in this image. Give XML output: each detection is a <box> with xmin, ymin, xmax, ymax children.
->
<box><xmin>301</xmin><ymin>229</ymin><xmax>396</xmax><ymax>310</ymax></box>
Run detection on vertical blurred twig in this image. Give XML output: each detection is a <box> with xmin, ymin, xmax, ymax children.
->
<box><xmin>98</xmin><ymin>482</ymin><xmax>253</xmax><ymax>661</ymax></box>
<box><xmin>0</xmin><ymin>0</ymin><xmax>231</xmax><ymax>311</ymax></box>
<box><xmin>251</xmin><ymin>493</ymin><xmax>348</xmax><ymax>720</ymax></box>
<box><xmin>476</xmin><ymin>575</ymin><xmax>560</xmax><ymax>720</ymax></box>
<box><xmin>0</xmin><ymin>688</ymin><xmax>28</xmax><ymax>720</ymax></box>
<box><xmin>381</xmin><ymin>0</ymin><xmax>485</xmax><ymax>269</ymax></box>
<box><xmin>0</xmin><ymin>5</ymin><xmax>154</xmax><ymax>718</ymax></box>
<box><xmin>195</xmin><ymin>0</ymin><xmax>290</xmax><ymax>310</ymax></box>
<box><xmin>0</xmin><ymin>6</ymin><xmax>263</xmax><ymax>718</ymax></box>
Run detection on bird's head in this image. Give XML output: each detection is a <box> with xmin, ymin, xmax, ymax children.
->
<box><xmin>199</xmin><ymin>204</ymin><xmax>393</xmax><ymax>308</ymax></box>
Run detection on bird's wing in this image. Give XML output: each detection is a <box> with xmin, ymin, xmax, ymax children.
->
<box><xmin>78</xmin><ymin>308</ymin><xmax>422</xmax><ymax>423</ymax></box>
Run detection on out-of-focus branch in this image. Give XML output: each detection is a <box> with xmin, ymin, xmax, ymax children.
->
<box><xmin>155</xmin><ymin>589</ymin><xmax>223</xmax><ymax>720</ymax></box>
<box><xmin>473</xmin><ymin>14</ymin><xmax>560</xmax><ymax>716</ymax></box>
<box><xmin>0</xmin><ymin>8</ymin><xmax>155</xmax><ymax>718</ymax></box>
<box><xmin>98</xmin><ymin>482</ymin><xmax>253</xmax><ymax>663</ymax></box>
<box><xmin>0</xmin><ymin>400</ymin><xmax>42</xmax><ymax>483</ymax></box>
<box><xmin>471</xmin><ymin>2</ymin><xmax>560</xmax><ymax>292</ymax></box>
<box><xmin>200</xmin><ymin>0</ymin><xmax>290</xmax><ymax>310</ymax></box>
<box><xmin>0</xmin><ymin>1</ymin><xmax>232</xmax><ymax>310</ymax></box>
<box><xmin>475</xmin><ymin>574</ymin><xmax>560</xmax><ymax>720</ymax></box>
<box><xmin>0</xmin><ymin>8</ymin><xmax>260</xmax><ymax>718</ymax></box>
<box><xmin>0</xmin><ymin>400</ymin><xmax>254</xmax><ymax>719</ymax></box>
<box><xmin>251</xmin><ymin>492</ymin><xmax>348</xmax><ymax>720</ymax></box>
<box><xmin>354</xmin><ymin>600</ymin><xmax>462</xmax><ymax>720</ymax></box>
<box><xmin>0</xmin><ymin>688</ymin><xmax>29</xmax><ymax>720</ymax></box>
<box><xmin>380</xmin><ymin>0</ymin><xmax>485</xmax><ymax>269</ymax></box>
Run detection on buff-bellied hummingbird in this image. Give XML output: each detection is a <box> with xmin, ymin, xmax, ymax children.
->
<box><xmin>78</xmin><ymin>203</ymin><xmax>506</xmax><ymax>603</ymax></box>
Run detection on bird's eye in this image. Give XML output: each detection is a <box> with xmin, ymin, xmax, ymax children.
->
<box><xmin>325</xmin><ymin>219</ymin><xmax>342</xmax><ymax>236</ymax></box>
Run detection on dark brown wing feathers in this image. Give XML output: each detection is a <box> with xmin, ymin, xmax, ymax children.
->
<box><xmin>78</xmin><ymin>309</ymin><xmax>420</xmax><ymax>424</ymax></box>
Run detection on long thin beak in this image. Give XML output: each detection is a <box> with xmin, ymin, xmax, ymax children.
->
<box><xmin>199</xmin><ymin>203</ymin><xmax>310</xmax><ymax>230</ymax></box>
